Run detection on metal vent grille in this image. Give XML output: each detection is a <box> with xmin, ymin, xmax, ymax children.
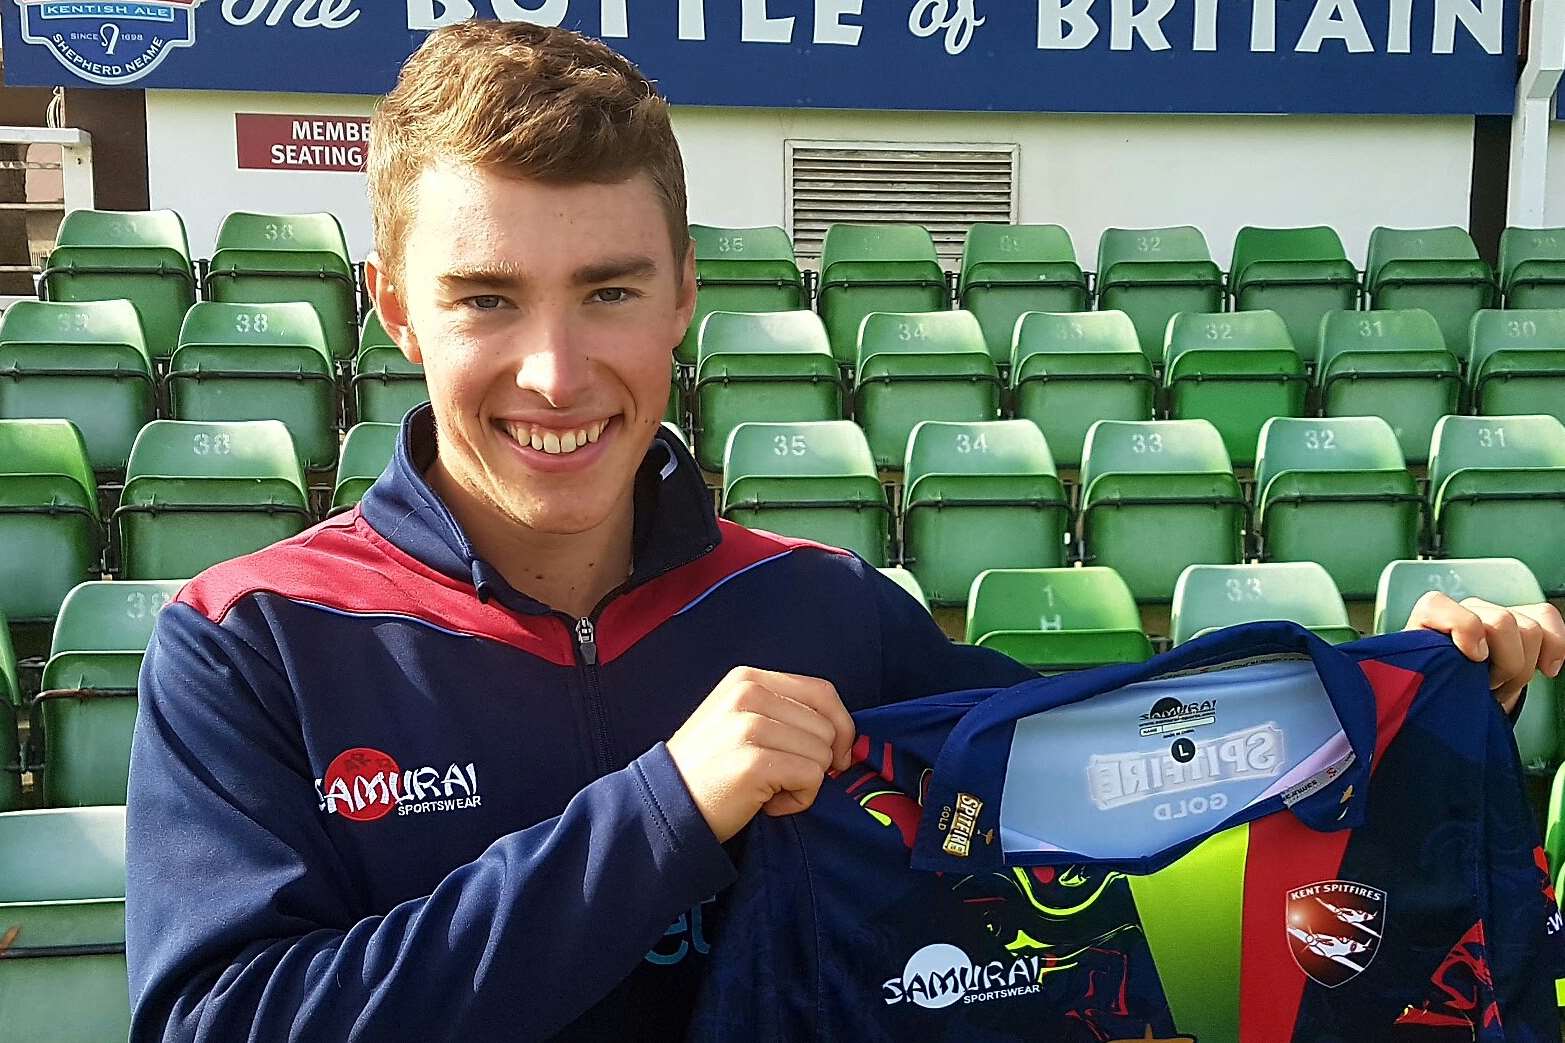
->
<box><xmin>786</xmin><ymin>141</ymin><xmax>1018</xmax><ymax>265</ymax></box>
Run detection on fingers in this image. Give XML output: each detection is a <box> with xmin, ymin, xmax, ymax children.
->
<box><xmin>734</xmin><ymin>713</ymin><xmax>835</xmax><ymax>773</ymax></box>
<box><xmin>728</xmin><ymin>679</ymin><xmax>838</xmax><ymax>755</ymax></box>
<box><xmin>1405</xmin><ymin>590</ymin><xmax>1489</xmax><ymax>661</ymax></box>
<box><xmin>724</xmin><ymin>668</ymin><xmax>857</xmax><ymax>772</ymax></box>
<box><xmin>1515</xmin><ymin>603</ymin><xmax>1565</xmax><ymax>680</ymax></box>
<box><xmin>1460</xmin><ymin>598</ymin><xmax>1531</xmax><ymax>703</ymax></box>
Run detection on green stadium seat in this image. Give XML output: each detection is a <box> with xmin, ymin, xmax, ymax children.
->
<box><xmin>957</xmin><ymin>224</ymin><xmax>1089</xmax><ymax>364</ymax></box>
<box><xmin>1163</xmin><ymin>310</ymin><xmax>1307</xmax><ymax>467</ymax></box>
<box><xmin>1078</xmin><ymin>419</ymin><xmax>1245</xmax><ymax>603</ymax></box>
<box><xmin>1229</xmin><ymin>226</ymin><xmax>1360</xmax><ymax>351</ymax></box>
<box><xmin>1170</xmin><ymin>562</ymin><xmax>1356</xmax><ymax>646</ymax></box>
<box><xmin>0</xmin><ymin>419</ymin><xmax>100</xmax><ymax>626</ymax></box>
<box><xmin>692</xmin><ymin>310</ymin><xmax>842</xmax><ymax>473</ymax></box>
<box><xmin>964</xmin><ymin>567</ymin><xmax>1152</xmax><ymax>671</ymax></box>
<box><xmin>1009</xmin><ymin>311</ymin><xmax>1156</xmax><ymax>470</ymax></box>
<box><xmin>204</xmin><ymin>211</ymin><xmax>358</xmax><ymax>363</ymax></box>
<box><xmin>1499</xmin><ymin>227</ymin><xmax>1565</xmax><ymax>309</ymax></box>
<box><xmin>1376</xmin><ymin>557</ymin><xmax>1558</xmax><ymax>771</ymax></box>
<box><xmin>900</xmin><ymin>420</ymin><xmax>1069</xmax><ymax>606</ymax></box>
<box><xmin>1254</xmin><ymin>416</ymin><xmax>1420</xmax><ymax>600</ymax></box>
<box><xmin>1466</xmin><ymin>309</ymin><xmax>1565</xmax><ymax>425</ymax></box>
<box><xmin>817</xmin><ymin>224</ymin><xmax>947</xmax><ymax>366</ymax></box>
<box><xmin>40</xmin><ymin>209</ymin><xmax>195</xmax><ymax>360</ymax></box>
<box><xmin>115</xmin><ymin>419</ymin><xmax>312</xmax><ymax>580</ymax></box>
<box><xmin>1365</xmin><ymin>226</ymin><xmax>1496</xmax><ymax>352</ymax></box>
<box><xmin>352</xmin><ymin>310</ymin><xmax>427</xmax><ymax>426</ymax></box>
<box><xmin>0</xmin><ymin>806</ymin><xmax>130</xmax><ymax>1041</ymax></box>
<box><xmin>1550</xmin><ymin>763</ymin><xmax>1565</xmax><ymax>874</ymax></box>
<box><xmin>876</xmin><ymin>567</ymin><xmax>929</xmax><ymax>612</ymax></box>
<box><xmin>666</xmin><ymin>368</ymin><xmax>683</xmax><ymax>427</ymax></box>
<box><xmin>678</xmin><ymin>225</ymin><xmax>805</xmax><ymax>366</ymax></box>
<box><xmin>0</xmin><ymin>611</ymin><xmax>20</xmax><ymax>812</ymax></box>
<box><xmin>721</xmin><ymin>420</ymin><xmax>890</xmax><ymax>565</ymax></box>
<box><xmin>1427</xmin><ymin>415</ymin><xmax>1565</xmax><ymax>596</ymax></box>
<box><xmin>853</xmin><ymin>310</ymin><xmax>1000</xmax><ymax>469</ymax></box>
<box><xmin>332</xmin><ymin>422</ymin><xmax>399</xmax><ymax>515</ymax></box>
<box><xmin>1315</xmin><ymin>308</ymin><xmax>1461</xmax><ymax>465</ymax></box>
<box><xmin>1094</xmin><ymin>226</ymin><xmax>1223</xmax><ymax>364</ymax></box>
<box><xmin>0</xmin><ymin>299</ymin><xmax>154</xmax><ymax>473</ymax></box>
<box><xmin>168</xmin><ymin>302</ymin><xmax>339</xmax><ymax>472</ymax></box>
<box><xmin>35</xmin><ymin>580</ymin><xmax>181</xmax><ymax>807</ymax></box>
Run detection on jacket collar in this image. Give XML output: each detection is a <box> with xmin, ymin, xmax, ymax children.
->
<box><xmin>359</xmin><ymin>404</ymin><xmax>722</xmax><ymax>617</ymax></box>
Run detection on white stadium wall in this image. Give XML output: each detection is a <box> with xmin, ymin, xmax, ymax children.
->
<box><xmin>1544</xmin><ymin>125</ymin><xmax>1565</xmax><ymax>227</ymax></box>
<box><xmin>146</xmin><ymin>89</ymin><xmax>1475</xmax><ymax>267</ymax></box>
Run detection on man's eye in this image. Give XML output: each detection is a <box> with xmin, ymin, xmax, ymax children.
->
<box><xmin>591</xmin><ymin>288</ymin><xmax>636</xmax><ymax>304</ymax></box>
<box><xmin>466</xmin><ymin>295</ymin><xmax>505</xmax><ymax>311</ymax></box>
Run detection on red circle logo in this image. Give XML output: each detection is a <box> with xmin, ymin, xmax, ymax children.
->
<box><xmin>322</xmin><ymin>747</ymin><xmax>401</xmax><ymax>822</ymax></box>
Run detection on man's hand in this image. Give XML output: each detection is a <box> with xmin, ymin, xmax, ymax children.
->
<box><xmin>1404</xmin><ymin>592</ymin><xmax>1565</xmax><ymax>713</ymax></box>
<box><xmin>667</xmin><ymin>667</ymin><xmax>857</xmax><ymax>843</ymax></box>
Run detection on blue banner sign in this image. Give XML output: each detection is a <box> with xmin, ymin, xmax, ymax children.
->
<box><xmin>0</xmin><ymin>0</ymin><xmax>1521</xmax><ymax>115</ymax></box>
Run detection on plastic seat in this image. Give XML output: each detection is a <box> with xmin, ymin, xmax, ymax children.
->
<box><xmin>1170</xmin><ymin>562</ymin><xmax>1356</xmax><ymax>646</ymax></box>
<box><xmin>678</xmin><ymin>225</ymin><xmax>805</xmax><ymax>366</ymax></box>
<box><xmin>1078</xmin><ymin>419</ymin><xmax>1245</xmax><ymax>603</ymax></box>
<box><xmin>900</xmin><ymin>420</ymin><xmax>1069</xmax><ymax>606</ymax></box>
<box><xmin>853</xmin><ymin>311</ymin><xmax>1000</xmax><ymax>469</ymax></box>
<box><xmin>0</xmin><ymin>419</ymin><xmax>101</xmax><ymax>625</ymax></box>
<box><xmin>115</xmin><ymin>419</ymin><xmax>312</xmax><ymax>580</ymax></box>
<box><xmin>35</xmin><ymin>580</ymin><xmax>181</xmax><ymax>807</ymax></box>
<box><xmin>692</xmin><ymin>311</ymin><xmax>841</xmax><ymax>473</ymax></box>
<box><xmin>1316</xmin><ymin>308</ymin><xmax>1461</xmax><ymax>465</ymax></box>
<box><xmin>40</xmin><ymin>209</ymin><xmax>195</xmax><ymax>360</ymax></box>
<box><xmin>720</xmin><ymin>421</ymin><xmax>890</xmax><ymax>565</ymax></box>
<box><xmin>1163</xmin><ymin>310</ymin><xmax>1307</xmax><ymax>467</ymax></box>
<box><xmin>0</xmin><ymin>299</ymin><xmax>154</xmax><ymax>473</ymax></box>
<box><xmin>1229</xmin><ymin>226</ymin><xmax>1360</xmax><ymax>351</ymax></box>
<box><xmin>204</xmin><ymin>211</ymin><xmax>358</xmax><ymax>362</ymax></box>
<box><xmin>1094</xmin><ymin>226</ymin><xmax>1223</xmax><ymax>364</ymax></box>
<box><xmin>1376</xmin><ymin>557</ymin><xmax>1559</xmax><ymax>770</ymax></box>
<box><xmin>1427</xmin><ymin>415</ymin><xmax>1565</xmax><ymax>596</ymax></box>
<box><xmin>1009</xmin><ymin>311</ymin><xmax>1156</xmax><ymax>469</ymax></box>
<box><xmin>876</xmin><ymin>567</ymin><xmax>929</xmax><ymax>611</ymax></box>
<box><xmin>1499</xmin><ymin>227</ymin><xmax>1565</xmax><ymax>309</ymax></box>
<box><xmin>1366</xmin><ymin>226</ymin><xmax>1496</xmax><ymax>351</ymax></box>
<box><xmin>0</xmin><ymin>806</ymin><xmax>130</xmax><ymax>1041</ymax></box>
<box><xmin>817</xmin><ymin>224</ymin><xmax>947</xmax><ymax>366</ymax></box>
<box><xmin>353</xmin><ymin>310</ymin><xmax>427</xmax><ymax>426</ymax></box>
<box><xmin>957</xmin><ymin>224</ymin><xmax>1088</xmax><ymax>365</ymax></box>
<box><xmin>1254</xmin><ymin>416</ymin><xmax>1420</xmax><ymax>599</ymax></box>
<box><xmin>1466</xmin><ymin>309</ymin><xmax>1565</xmax><ymax>425</ymax></box>
<box><xmin>332</xmin><ymin>422</ymin><xmax>399</xmax><ymax>514</ymax></box>
<box><xmin>964</xmin><ymin>567</ymin><xmax>1152</xmax><ymax>671</ymax></box>
<box><xmin>0</xmin><ymin>613</ymin><xmax>20</xmax><ymax>812</ymax></box>
<box><xmin>169</xmin><ymin>302</ymin><xmax>339</xmax><ymax>471</ymax></box>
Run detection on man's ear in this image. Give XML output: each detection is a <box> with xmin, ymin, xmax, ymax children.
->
<box><xmin>365</xmin><ymin>252</ymin><xmax>423</xmax><ymax>365</ymax></box>
<box><xmin>674</xmin><ymin>239</ymin><xmax>698</xmax><ymax>336</ymax></box>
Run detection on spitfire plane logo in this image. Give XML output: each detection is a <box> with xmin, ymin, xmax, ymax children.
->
<box><xmin>1286</xmin><ymin>879</ymin><xmax>1386</xmax><ymax>987</ymax></box>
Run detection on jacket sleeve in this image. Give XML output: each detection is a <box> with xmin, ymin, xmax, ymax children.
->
<box><xmin>865</xmin><ymin>563</ymin><xmax>1037</xmax><ymax>708</ymax></box>
<box><xmin>126</xmin><ymin>603</ymin><xmax>736</xmax><ymax>1042</ymax></box>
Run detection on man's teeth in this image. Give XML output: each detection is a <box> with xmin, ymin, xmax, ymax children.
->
<box><xmin>509</xmin><ymin>419</ymin><xmax>608</xmax><ymax>455</ymax></box>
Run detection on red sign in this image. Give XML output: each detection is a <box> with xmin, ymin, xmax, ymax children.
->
<box><xmin>235</xmin><ymin>113</ymin><xmax>371</xmax><ymax>173</ymax></box>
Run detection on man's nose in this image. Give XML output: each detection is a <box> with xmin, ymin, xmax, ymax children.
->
<box><xmin>514</xmin><ymin>312</ymin><xmax>590</xmax><ymax>408</ymax></box>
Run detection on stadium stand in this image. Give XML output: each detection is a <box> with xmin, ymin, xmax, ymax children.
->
<box><xmin>1228</xmin><ymin>225</ymin><xmax>1360</xmax><ymax>351</ymax></box>
<box><xmin>899</xmin><ymin>419</ymin><xmax>1068</xmax><ymax>606</ymax></box>
<box><xmin>1170</xmin><ymin>561</ymin><xmax>1357</xmax><ymax>646</ymax></box>
<box><xmin>876</xmin><ymin>566</ymin><xmax>929</xmax><ymax>611</ymax></box>
<box><xmin>0</xmin><ymin>612</ymin><xmax>20</xmax><ymax>813</ymax></box>
<box><xmin>1465</xmin><ymin>308</ymin><xmax>1565</xmax><ymax>424</ymax></box>
<box><xmin>1162</xmin><ymin>309</ymin><xmax>1306</xmax><ymax>467</ymax></box>
<box><xmin>0</xmin><ymin>299</ymin><xmax>155</xmax><ymax>474</ymax></box>
<box><xmin>1253</xmin><ymin>415</ymin><xmax>1420</xmax><ymax>599</ymax></box>
<box><xmin>1008</xmin><ymin>310</ymin><xmax>1156</xmax><ymax>470</ymax></box>
<box><xmin>852</xmin><ymin>310</ymin><xmax>999</xmax><ymax>469</ymax></box>
<box><xmin>678</xmin><ymin>224</ymin><xmax>806</xmax><ymax>367</ymax></box>
<box><xmin>39</xmin><ymin>209</ymin><xmax>196</xmax><ymax>361</ymax></box>
<box><xmin>35</xmin><ymin>580</ymin><xmax>181</xmax><ymax>807</ymax></box>
<box><xmin>1365</xmin><ymin>226</ymin><xmax>1496</xmax><ymax>352</ymax></box>
<box><xmin>353</xmin><ymin>309</ymin><xmax>427</xmax><ymax>426</ymax></box>
<box><xmin>0</xmin><ymin>418</ymin><xmax>101</xmax><ymax>628</ymax></box>
<box><xmin>1093</xmin><ymin>226</ymin><xmax>1223</xmax><ymax>363</ymax></box>
<box><xmin>957</xmin><ymin>223</ymin><xmax>1088</xmax><ymax>365</ymax></box>
<box><xmin>816</xmin><ymin>223</ymin><xmax>946</xmax><ymax>365</ymax></box>
<box><xmin>332</xmin><ymin>421</ymin><xmax>399</xmax><ymax>514</ymax></box>
<box><xmin>964</xmin><ymin>566</ymin><xmax>1152</xmax><ymax>671</ymax></box>
<box><xmin>692</xmin><ymin>310</ymin><xmax>841</xmax><ymax>473</ymax></box>
<box><xmin>1499</xmin><ymin>227</ymin><xmax>1565</xmax><ymax>309</ymax></box>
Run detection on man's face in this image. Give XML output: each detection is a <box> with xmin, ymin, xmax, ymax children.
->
<box><xmin>367</xmin><ymin>162</ymin><xmax>695</xmax><ymax>538</ymax></box>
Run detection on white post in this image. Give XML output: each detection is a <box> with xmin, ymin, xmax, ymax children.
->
<box><xmin>59</xmin><ymin>131</ymin><xmax>94</xmax><ymax>212</ymax></box>
<box><xmin>1508</xmin><ymin>0</ymin><xmax>1565</xmax><ymax>227</ymax></box>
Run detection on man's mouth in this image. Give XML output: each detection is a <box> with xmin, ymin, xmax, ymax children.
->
<box><xmin>497</xmin><ymin>417</ymin><xmax>612</xmax><ymax>456</ymax></box>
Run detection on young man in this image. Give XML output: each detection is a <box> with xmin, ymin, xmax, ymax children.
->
<box><xmin>125</xmin><ymin>20</ymin><xmax>1565</xmax><ymax>1042</ymax></box>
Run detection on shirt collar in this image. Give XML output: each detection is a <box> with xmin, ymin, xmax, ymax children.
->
<box><xmin>909</xmin><ymin>622</ymin><xmax>1378</xmax><ymax>875</ymax></box>
<box><xmin>359</xmin><ymin>404</ymin><xmax>721</xmax><ymax>616</ymax></box>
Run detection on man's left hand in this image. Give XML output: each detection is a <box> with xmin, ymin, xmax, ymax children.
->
<box><xmin>1404</xmin><ymin>592</ymin><xmax>1565</xmax><ymax>713</ymax></box>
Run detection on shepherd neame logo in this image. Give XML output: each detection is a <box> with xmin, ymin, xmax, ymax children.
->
<box><xmin>1088</xmin><ymin>723</ymin><xmax>1283</xmax><ymax>810</ymax></box>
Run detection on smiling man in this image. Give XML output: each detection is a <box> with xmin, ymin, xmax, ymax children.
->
<box><xmin>124</xmin><ymin>20</ymin><xmax>1565</xmax><ymax>1043</ymax></box>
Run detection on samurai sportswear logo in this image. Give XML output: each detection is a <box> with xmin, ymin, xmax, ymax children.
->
<box><xmin>17</xmin><ymin>0</ymin><xmax>204</xmax><ymax>86</ymax></box>
<box><xmin>882</xmin><ymin>943</ymin><xmax>1042</xmax><ymax>1009</ymax></box>
<box><xmin>315</xmin><ymin>747</ymin><xmax>482</xmax><ymax>823</ymax></box>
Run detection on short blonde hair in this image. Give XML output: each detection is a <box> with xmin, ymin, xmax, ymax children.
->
<box><xmin>368</xmin><ymin>20</ymin><xmax>689</xmax><ymax>279</ymax></box>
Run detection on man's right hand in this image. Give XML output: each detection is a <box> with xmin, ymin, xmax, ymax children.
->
<box><xmin>666</xmin><ymin>667</ymin><xmax>857</xmax><ymax>843</ymax></box>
